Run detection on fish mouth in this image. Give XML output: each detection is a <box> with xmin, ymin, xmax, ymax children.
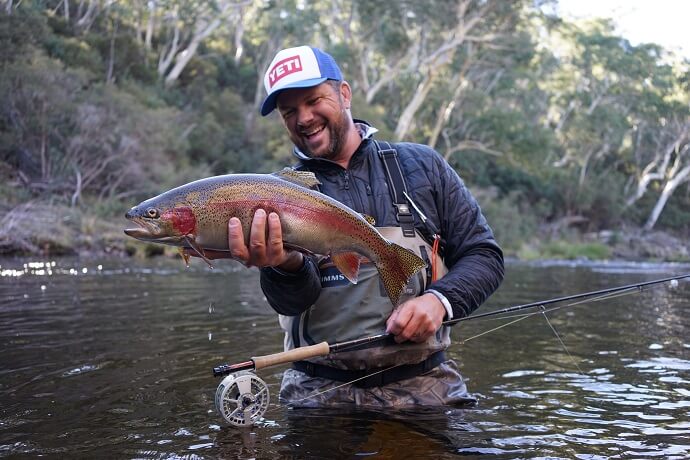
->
<box><xmin>124</xmin><ymin>215</ymin><xmax>179</xmax><ymax>243</ymax></box>
<box><xmin>124</xmin><ymin>227</ymin><xmax>156</xmax><ymax>239</ymax></box>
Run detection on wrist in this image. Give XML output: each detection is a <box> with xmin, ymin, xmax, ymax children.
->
<box><xmin>276</xmin><ymin>251</ymin><xmax>304</xmax><ymax>272</ymax></box>
<box><xmin>425</xmin><ymin>289</ymin><xmax>453</xmax><ymax>321</ymax></box>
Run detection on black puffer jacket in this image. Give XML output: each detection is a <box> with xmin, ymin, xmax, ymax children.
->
<box><xmin>260</xmin><ymin>122</ymin><xmax>504</xmax><ymax>319</ymax></box>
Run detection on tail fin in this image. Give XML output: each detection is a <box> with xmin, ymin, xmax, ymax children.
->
<box><xmin>376</xmin><ymin>243</ymin><xmax>427</xmax><ymax>306</ymax></box>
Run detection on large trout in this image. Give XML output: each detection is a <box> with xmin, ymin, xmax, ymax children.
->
<box><xmin>124</xmin><ymin>169</ymin><xmax>426</xmax><ymax>306</ymax></box>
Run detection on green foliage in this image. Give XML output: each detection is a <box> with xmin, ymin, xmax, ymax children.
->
<box><xmin>0</xmin><ymin>8</ymin><xmax>49</xmax><ymax>63</ymax></box>
<box><xmin>1</xmin><ymin>0</ymin><xmax>689</xmax><ymax>257</ymax></box>
<box><xmin>478</xmin><ymin>190</ymin><xmax>540</xmax><ymax>254</ymax></box>
<box><xmin>539</xmin><ymin>241</ymin><xmax>612</xmax><ymax>260</ymax></box>
<box><xmin>44</xmin><ymin>34</ymin><xmax>103</xmax><ymax>73</ymax></box>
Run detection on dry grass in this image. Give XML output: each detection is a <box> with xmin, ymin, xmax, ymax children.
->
<box><xmin>0</xmin><ymin>201</ymin><xmax>126</xmax><ymax>256</ymax></box>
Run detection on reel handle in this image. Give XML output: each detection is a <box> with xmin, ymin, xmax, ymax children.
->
<box><xmin>252</xmin><ymin>341</ymin><xmax>330</xmax><ymax>369</ymax></box>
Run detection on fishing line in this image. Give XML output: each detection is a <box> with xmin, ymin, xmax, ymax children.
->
<box><xmin>540</xmin><ymin>308</ymin><xmax>586</xmax><ymax>376</ymax></box>
<box><xmin>285</xmin><ymin>365</ymin><xmax>398</xmax><ymax>406</ymax></box>
<box><xmin>289</xmin><ymin>280</ymin><xmax>673</xmax><ymax>404</ymax></box>
<box><xmin>213</xmin><ymin>274</ymin><xmax>689</xmax><ymax>425</ymax></box>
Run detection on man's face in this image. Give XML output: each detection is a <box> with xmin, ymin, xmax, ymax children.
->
<box><xmin>276</xmin><ymin>82</ymin><xmax>351</xmax><ymax>161</ymax></box>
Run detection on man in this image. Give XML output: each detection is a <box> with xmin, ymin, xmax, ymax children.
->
<box><xmin>229</xmin><ymin>46</ymin><xmax>504</xmax><ymax>407</ymax></box>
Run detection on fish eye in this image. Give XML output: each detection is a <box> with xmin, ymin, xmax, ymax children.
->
<box><xmin>145</xmin><ymin>207</ymin><xmax>160</xmax><ymax>219</ymax></box>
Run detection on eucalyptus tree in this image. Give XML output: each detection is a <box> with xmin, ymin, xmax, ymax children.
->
<box><xmin>323</xmin><ymin>0</ymin><xmax>534</xmax><ymax>141</ymax></box>
<box><xmin>541</xmin><ymin>18</ymin><xmax>690</xmax><ymax>229</ymax></box>
<box><xmin>151</xmin><ymin>0</ymin><xmax>252</xmax><ymax>85</ymax></box>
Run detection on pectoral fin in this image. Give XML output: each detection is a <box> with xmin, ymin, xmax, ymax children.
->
<box><xmin>330</xmin><ymin>252</ymin><xmax>362</xmax><ymax>284</ymax></box>
<box><xmin>178</xmin><ymin>247</ymin><xmax>191</xmax><ymax>267</ymax></box>
<box><xmin>184</xmin><ymin>235</ymin><xmax>214</xmax><ymax>269</ymax></box>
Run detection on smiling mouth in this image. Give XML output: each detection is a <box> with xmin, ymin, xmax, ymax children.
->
<box><xmin>302</xmin><ymin>125</ymin><xmax>325</xmax><ymax>139</ymax></box>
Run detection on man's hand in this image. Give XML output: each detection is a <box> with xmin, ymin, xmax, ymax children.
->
<box><xmin>228</xmin><ymin>209</ymin><xmax>303</xmax><ymax>270</ymax></box>
<box><xmin>183</xmin><ymin>209</ymin><xmax>303</xmax><ymax>271</ymax></box>
<box><xmin>385</xmin><ymin>293</ymin><xmax>446</xmax><ymax>343</ymax></box>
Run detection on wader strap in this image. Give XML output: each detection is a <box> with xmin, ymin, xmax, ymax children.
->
<box><xmin>375</xmin><ymin>140</ymin><xmax>416</xmax><ymax>237</ymax></box>
<box><xmin>292</xmin><ymin>350</ymin><xmax>446</xmax><ymax>388</ymax></box>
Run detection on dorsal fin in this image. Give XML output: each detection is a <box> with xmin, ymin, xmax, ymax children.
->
<box><xmin>273</xmin><ymin>168</ymin><xmax>321</xmax><ymax>189</ymax></box>
<box><xmin>361</xmin><ymin>214</ymin><xmax>376</xmax><ymax>226</ymax></box>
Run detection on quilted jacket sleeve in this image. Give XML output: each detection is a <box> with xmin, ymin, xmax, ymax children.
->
<box><xmin>421</xmin><ymin>148</ymin><xmax>505</xmax><ymax>319</ymax></box>
<box><xmin>259</xmin><ymin>256</ymin><xmax>321</xmax><ymax>316</ymax></box>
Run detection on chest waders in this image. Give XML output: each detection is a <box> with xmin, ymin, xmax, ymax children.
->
<box><xmin>280</xmin><ymin>142</ymin><xmax>451</xmax><ymax>387</ymax></box>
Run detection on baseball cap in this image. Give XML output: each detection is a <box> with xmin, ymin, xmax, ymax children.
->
<box><xmin>260</xmin><ymin>46</ymin><xmax>343</xmax><ymax>116</ymax></box>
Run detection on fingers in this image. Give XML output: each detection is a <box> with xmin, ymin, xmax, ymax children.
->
<box><xmin>386</xmin><ymin>294</ymin><xmax>445</xmax><ymax>343</ymax></box>
<box><xmin>248</xmin><ymin>209</ymin><xmax>268</xmax><ymax>261</ymax></box>
<box><xmin>266</xmin><ymin>212</ymin><xmax>285</xmax><ymax>261</ymax></box>
<box><xmin>228</xmin><ymin>216</ymin><xmax>249</xmax><ymax>262</ymax></box>
<box><xmin>228</xmin><ymin>209</ymin><xmax>289</xmax><ymax>267</ymax></box>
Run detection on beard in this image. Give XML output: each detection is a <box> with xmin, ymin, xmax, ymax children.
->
<box><xmin>293</xmin><ymin>105</ymin><xmax>351</xmax><ymax>161</ymax></box>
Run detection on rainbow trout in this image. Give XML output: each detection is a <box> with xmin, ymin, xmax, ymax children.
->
<box><xmin>124</xmin><ymin>169</ymin><xmax>426</xmax><ymax>306</ymax></box>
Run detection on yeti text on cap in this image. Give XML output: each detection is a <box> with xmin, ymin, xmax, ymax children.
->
<box><xmin>268</xmin><ymin>55</ymin><xmax>303</xmax><ymax>88</ymax></box>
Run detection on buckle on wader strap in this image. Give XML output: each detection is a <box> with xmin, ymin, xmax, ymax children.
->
<box><xmin>292</xmin><ymin>350</ymin><xmax>446</xmax><ymax>389</ymax></box>
<box><xmin>376</xmin><ymin>141</ymin><xmax>416</xmax><ymax>237</ymax></box>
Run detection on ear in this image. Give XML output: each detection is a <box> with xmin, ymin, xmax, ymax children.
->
<box><xmin>339</xmin><ymin>81</ymin><xmax>352</xmax><ymax>109</ymax></box>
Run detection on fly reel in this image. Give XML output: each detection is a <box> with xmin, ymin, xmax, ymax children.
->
<box><xmin>214</xmin><ymin>371</ymin><xmax>270</xmax><ymax>426</ymax></box>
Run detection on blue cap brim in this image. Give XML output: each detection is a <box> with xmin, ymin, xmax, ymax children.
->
<box><xmin>260</xmin><ymin>77</ymin><xmax>329</xmax><ymax>116</ymax></box>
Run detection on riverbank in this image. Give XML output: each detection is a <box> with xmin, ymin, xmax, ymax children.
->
<box><xmin>1</xmin><ymin>202</ymin><xmax>687</xmax><ymax>263</ymax></box>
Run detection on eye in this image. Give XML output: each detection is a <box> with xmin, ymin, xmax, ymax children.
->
<box><xmin>280</xmin><ymin>108</ymin><xmax>295</xmax><ymax>119</ymax></box>
<box><xmin>145</xmin><ymin>208</ymin><xmax>160</xmax><ymax>219</ymax></box>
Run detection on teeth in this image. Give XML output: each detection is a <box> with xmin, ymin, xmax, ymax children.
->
<box><xmin>303</xmin><ymin>126</ymin><xmax>324</xmax><ymax>137</ymax></box>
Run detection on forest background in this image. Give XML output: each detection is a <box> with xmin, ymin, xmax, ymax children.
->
<box><xmin>1</xmin><ymin>0</ymin><xmax>689</xmax><ymax>261</ymax></box>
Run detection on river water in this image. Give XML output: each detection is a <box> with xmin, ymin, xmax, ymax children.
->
<box><xmin>1</xmin><ymin>256</ymin><xmax>688</xmax><ymax>459</ymax></box>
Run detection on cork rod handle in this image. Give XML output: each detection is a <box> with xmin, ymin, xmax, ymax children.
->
<box><xmin>251</xmin><ymin>341</ymin><xmax>330</xmax><ymax>370</ymax></box>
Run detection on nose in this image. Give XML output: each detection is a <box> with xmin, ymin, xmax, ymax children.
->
<box><xmin>125</xmin><ymin>209</ymin><xmax>135</xmax><ymax>219</ymax></box>
<box><xmin>295</xmin><ymin>106</ymin><xmax>315</xmax><ymax>127</ymax></box>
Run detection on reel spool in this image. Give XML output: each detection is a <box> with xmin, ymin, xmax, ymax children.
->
<box><xmin>215</xmin><ymin>371</ymin><xmax>270</xmax><ymax>426</ymax></box>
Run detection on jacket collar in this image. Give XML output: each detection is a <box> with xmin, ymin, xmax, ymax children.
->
<box><xmin>292</xmin><ymin>119</ymin><xmax>378</xmax><ymax>168</ymax></box>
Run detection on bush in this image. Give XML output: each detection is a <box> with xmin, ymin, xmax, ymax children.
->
<box><xmin>540</xmin><ymin>241</ymin><xmax>612</xmax><ymax>260</ymax></box>
<box><xmin>476</xmin><ymin>189</ymin><xmax>540</xmax><ymax>255</ymax></box>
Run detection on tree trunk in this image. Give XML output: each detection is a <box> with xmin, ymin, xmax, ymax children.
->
<box><xmin>157</xmin><ymin>26</ymin><xmax>179</xmax><ymax>77</ymax></box>
<box><xmin>394</xmin><ymin>71</ymin><xmax>436</xmax><ymax>140</ymax></box>
<box><xmin>243</xmin><ymin>35</ymin><xmax>281</xmax><ymax>144</ymax></box>
<box><xmin>75</xmin><ymin>0</ymin><xmax>99</xmax><ymax>33</ymax></box>
<box><xmin>428</xmin><ymin>74</ymin><xmax>467</xmax><ymax>149</ymax></box>
<box><xmin>164</xmin><ymin>37</ymin><xmax>203</xmax><ymax>86</ymax></box>
<box><xmin>163</xmin><ymin>3</ymin><xmax>232</xmax><ymax>86</ymax></box>
<box><xmin>145</xmin><ymin>0</ymin><xmax>156</xmax><ymax>51</ymax></box>
<box><xmin>643</xmin><ymin>165</ymin><xmax>690</xmax><ymax>230</ymax></box>
<box><xmin>106</xmin><ymin>19</ymin><xmax>118</xmax><ymax>84</ymax></box>
<box><xmin>625</xmin><ymin>124</ymin><xmax>688</xmax><ymax>207</ymax></box>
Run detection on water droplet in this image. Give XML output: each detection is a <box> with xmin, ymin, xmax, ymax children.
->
<box><xmin>252</xmin><ymin>323</ymin><xmax>256</xmax><ymax>327</ymax></box>
<box><xmin>97</xmin><ymin>265</ymin><xmax>103</xmax><ymax>271</ymax></box>
<box><xmin>40</xmin><ymin>285</ymin><xmax>46</xmax><ymax>291</ymax></box>
<box><xmin>669</xmin><ymin>279</ymin><xmax>679</xmax><ymax>289</ymax></box>
<box><xmin>208</xmin><ymin>302</ymin><xmax>215</xmax><ymax>314</ymax></box>
<box><xmin>208</xmin><ymin>332</ymin><xmax>213</xmax><ymax>341</ymax></box>
<box><xmin>82</xmin><ymin>267</ymin><xmax>88</xmax><ymax>274</ymax></box>
<box><xmin>649</xmin><ymin>343</ymin><xmax>664</xmax><ymax>350</ymax></box>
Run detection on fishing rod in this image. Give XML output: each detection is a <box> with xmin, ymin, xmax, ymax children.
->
<box><xmin>211</xmin><ymin>272</ymin><xmax>689</xmax><ymax>427</ymax></box>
